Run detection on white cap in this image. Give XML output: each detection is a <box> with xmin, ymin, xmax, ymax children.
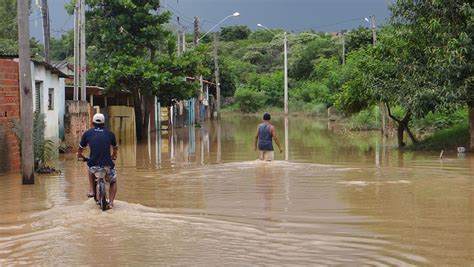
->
<box><xmin>93</xmin><ymin>113</ymin><xmax>105</xmax><ymax>124</ymax></box>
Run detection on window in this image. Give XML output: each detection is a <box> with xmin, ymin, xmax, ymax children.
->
<box><xmin>35</xmin><ymin>82</ymin><xmax>42</xmax><ymax>112</ymax></box>
<box><xmin>48</xmin><ymin>88</ymin><xmax>54</xmax><ymax>110</ymax></box>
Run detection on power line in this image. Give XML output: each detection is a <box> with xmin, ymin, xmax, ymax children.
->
<box><xmin>0</xmin><ymin>16</ymin><xmax>43</xmax><ymax>32</ymax></box>
<box><xmin>294</xmin><ymin>17</ymin><xmax>372</xmax><ymax>32</ymax></box>
<box><xmin>51</xmin><ymin>13</ymin><xmax>73</xmax><ymax>34</ymax></box>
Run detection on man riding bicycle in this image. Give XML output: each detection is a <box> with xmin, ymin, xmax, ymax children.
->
<box><xmin>77</xmin><ymin>113</ymin><xmax>119</xmax><ymax>208</ymax></box>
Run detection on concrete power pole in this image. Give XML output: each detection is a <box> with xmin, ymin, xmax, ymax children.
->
<box><xmin>41</xmin><ymin>0</ymin><xmax>50</xmax><ymax>63</ymax></box>
<box><xmin>80</xmin><ymin>0</ymin><xmax>87</xmax><ymax>101</ymax></box>
<box><xmin>342</xmin><ymin>33</ymin><xmax>346</xmax><ymax>65</ymax></box>
<box><xmin>370</xmin><ymin>15</ymin><xmax>388</xmax><ymax>136</ymax></box>
<box><xmin>73</xmin><ymin>1</ymin><xmax>79</xmax><ymax>101</ymax></box>
<box><xmin>193</xmin><ymin>16</ymin><xmax>200</xmax><ymax>46</ymax></box>
<box><xmin>214</xmin><ymin>32</ymin><xmax>221</xmax><ymax>119</ymax></box>
<box><xmin>177</xmin><ymin>30</ymin><xmax>182</xmax><ymax>56</ymax></box>
<box><xmin>284</xmin><ymin>32</ymin><xmax>288</xmax><ymax>116</ymax></box>
<box><xmin>18</xmin><ymin>0</ymin><xmax>35</xmax><ymax>184</ymax></box>
<box><xmin>182</xmin><ymin>31</ymin><xmax>186</xmax><ymax>52</ymax></box>
<box><xmin>193</xmin><ymin>17</ymin><xmax>202</xmax><ymax>125</ymax></box>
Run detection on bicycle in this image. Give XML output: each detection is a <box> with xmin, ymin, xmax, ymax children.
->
<box><xmin>79</xmin><ymin>156</ymin><xmax>112</xmax><ymax>211</ymax></box>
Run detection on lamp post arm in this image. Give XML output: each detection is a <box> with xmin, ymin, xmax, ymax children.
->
<box><xmin>199</xmin><ymin>15</ymin><xmax>233</xmax><ymax>42</ymax></box>
<box><xmin>259</xmin><ymin>25</ymin><xmax>277</xmax><ymax>35</ymax></box>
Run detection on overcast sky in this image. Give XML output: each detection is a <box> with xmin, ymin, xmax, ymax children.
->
<box><xmin>30</xmin><ymin>0</ymin><xmax>395</xmax><ymax>40</ymax></box>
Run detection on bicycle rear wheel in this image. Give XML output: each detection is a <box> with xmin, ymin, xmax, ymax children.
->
<box><xmin>98</xmin><ymin>181</ymin><xmax>108</xmax><ymax>211</ymax></box>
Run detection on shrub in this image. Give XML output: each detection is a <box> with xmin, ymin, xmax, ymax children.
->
<box><xmin>233</xmin><ymin>86</ymin><xmax>267</xmax><ymax>113</ymax></box>
<box><xmin>348</xmin><ymin>106</ymin><xmax>380</xmax><ymax>130</ymax></box>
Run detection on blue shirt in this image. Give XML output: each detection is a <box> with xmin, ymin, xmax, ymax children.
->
<box><xmin>257</xmin><ymin>123</ymin><xmax>274</xmax><ymax>151</ymax></box>
<box><xmin>80</xmin><ymin>127</ymin><xmax>117</xmax><ymax>168</ymax></box>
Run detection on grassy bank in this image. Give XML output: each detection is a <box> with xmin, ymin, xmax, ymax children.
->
<box><xmin>408</xmin><ymin>123</ymin><xmax>469</xmax><ymax>151</ymax></box>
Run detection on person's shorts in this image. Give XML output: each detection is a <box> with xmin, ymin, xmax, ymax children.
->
<box><xmin>89</xmin><ymin>166</ymin><xmax>117</xmax><ymax>183</ymax></box>
<box><xmin>258</xmin><ymin>150</ymin><xmax>274</xmax><ymax>161</ymax></box>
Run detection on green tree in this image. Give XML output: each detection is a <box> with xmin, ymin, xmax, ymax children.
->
<box><xmin>82</xmin><ymin>0</ymin><xmax>205</xmax><ymax>139</ymax></box>
<box><xmin>290</xmin><ymin>36</ymin><xmax>338</xmax><ymax>80</ymax></box>
<box><xmin>345</xmin><ymin>26</ymin><xmax>373</xmax><ymax>51</ymax></box>
<box><xmin>0</xmin><ymin>0</ymin><xmax>18</xmax><ymax>54</ymax></box>
<box><xmin>220</xmin><ymin>25</ymin><xmax>251</xmax><ymax>42</ymax></box>
<box><xmin>389</xmin><ymin>0</ymin><xmax>473</xmax><ymax>147</ymax></box>
<box><xmin>50</xmin><ymin>30</ymin><xmax>74</xmax><ymax>61</ymax></box>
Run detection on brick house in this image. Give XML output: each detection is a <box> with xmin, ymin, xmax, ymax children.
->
<box><xmin>0</xmin><ymin>56</ymin><xmax>21</xmax><ymax>173</ymax></box>
<box><xmin>0</xmin><ymin>55</ymin><xmax>68</xmax><ymax>174</ymax></box>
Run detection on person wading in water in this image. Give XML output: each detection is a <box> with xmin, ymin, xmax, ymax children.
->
<box><xmin>255</xmin><ymin>112</ymin><xmax>283</xmax><ymax>161</ymax></box>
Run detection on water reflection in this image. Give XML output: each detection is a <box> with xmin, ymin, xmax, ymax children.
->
<box><xmin>1</xmin><ymin>115</ymin><xmax>473</xmax><ymax>265</ymax></box>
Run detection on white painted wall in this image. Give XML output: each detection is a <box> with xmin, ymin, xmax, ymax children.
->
<box><xmin>30</xmin><ymin>62</ymin><xmax>65</xmax><ymax>143</ymax></box>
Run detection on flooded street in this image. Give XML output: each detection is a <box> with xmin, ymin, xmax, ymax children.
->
<box><xmin>1</xmin><ymin>115</ymin><xmax>473</xmax><ymax>265</ymax></box>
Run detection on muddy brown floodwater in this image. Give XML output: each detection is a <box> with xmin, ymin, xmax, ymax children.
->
<box><xmin>1</xmin><ymin>115</ymin><xmax>473</xmax><ymax>265</ymax></box>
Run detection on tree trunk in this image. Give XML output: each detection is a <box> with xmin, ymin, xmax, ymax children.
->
<box><xmin>386</xmin><ymin>103</ymin><xmax>418</xmax><ymax>147</ymax></box>
<box><xmin>133</xmin><ymin>89</ymin><xmax>144</xmax><ymax>140</ymax></box>
<box><xmin>469</xmin><ymin>103</ymin><xmax>474</xmax><ymax>151</ymax></box>
<box><xmin>397</xmin><ymin>123</ymin><xmax>405</xmax><ymax>147</ymax></box>
<box><xmin>143</xmin><ymin>96</ymin><xmax>150</xmax><ymax>137</ymax></box>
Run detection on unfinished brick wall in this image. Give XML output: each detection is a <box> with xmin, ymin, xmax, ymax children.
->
<box><xmin>64</xmin><ymin>100</ymin><xmax>90</xmax><ymax>150</ymax></box>
<box><xmin>0</xmin><ymin>58</ymin><xmax>21</xmax><ymax>173</ymax></box>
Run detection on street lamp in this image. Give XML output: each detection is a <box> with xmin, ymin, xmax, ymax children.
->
<box><xmin>198</xmin><ymin>12</ymin><xmax>240</xmax><ymax>43</ymax></box>
<box><xmin>258</xmin><ymin>23</ymin><xmax>289</xmax><ymax>160</ymax></box>
<box><xmin>365</xmin><ymin>15</ymin><xmax>387</xmax><ymax>137</ymax></box>
<box><xmin>197</xmin><ymin>12</ymin><xmax>239</xmax><ymax>120</ymax></box>
<box><xmin>364</xmin><ymin>16</ymin><xmax>376</xmax><ymax>45</ymax></box>
<box><xmin>257</xmin><ymin>23</ymin><xmax>288</xmax><ymax>117</ymax></box>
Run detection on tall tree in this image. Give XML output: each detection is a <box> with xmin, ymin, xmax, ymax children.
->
<box><xmin>390</xmin><ymin>0</ymin><xmax>473</xmax><ymax>147</ymax></box>
<box><xmin>220</xmin><ymin>25</ymin><xmax>251</xmax><ymax>42</ymax></box>
<box><xmin>0</xmin><ymin>0</ymin><xmax>18</xmax><ymax>54</ymax></box>
<box><xmin>81</xmin><ymin>0</ymin><xmax>205</xmax><ymax>139</ymax></box>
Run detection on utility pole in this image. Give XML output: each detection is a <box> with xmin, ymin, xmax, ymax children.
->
<box><xmin>177</xmin><ymin>30</ymin><xmax>182</xmax><ymax>56</ymax></box>
<box><xmin>370</xmin><ymin>15</ymin><xmax>387</xmax><ymax>136</ymax></box>
<box><xmin>18</xmin><ymin>0</ymin><xmax>35</xmax><ymax>184</ymax></box>
<box><xmin>193</xmin><ymin>16</ymin><xmax>200</xmax><ymax>46</ymax></box>
<box><xmin>370</xmin><ymin>15</ymin><xmax>377</xmax><ymax>45</ymax></box>
<box><xmin>342</xmin><ymin>33</ymin><xmax>346</xmax><ymax>65</ymax></box>
<box><xmin>41</xmin><ymin>0</ymin><xmax>50</xmax><ymax>63</ymax></box>
<box><xmin>284</xmin><ymin>32</ymin><xmax>288</xmax><ymax>117</ymax></box>
<box><xmin>73</xmin><ymin>0</ymin><xmax>79</xmax><ymax>101</ymax></box>
<box><xmin>193</xmin><ymin>17</ymin><xmax>202</xmax><ymax>125</ymax></box>
<box><xmin>182</xmin><ymin>31</ymin><xmax>186</xmax><ymax>52</ymax></box>
<box><xmin>80</xmin><ymin>0</ymin><xmax>87</xmax><ymax>101</ymax></box>
<box><xmin>214</xmin><ymin>32</ymin><xmax>221</xmax><ymax>119</ymax></box>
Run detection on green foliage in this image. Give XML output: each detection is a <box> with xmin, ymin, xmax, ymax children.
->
<box><xmin>50</xmin><ymin>30</ymin><xmax>74</xmax><ymax>61</ymax></box>
<box><xmin>248</xmin><ymin>30</ymin><xmax>275</xmax><ymax>43</ymax></box>
<box><xmin>0</xmin><ymin>38</ymin><xmax>17</xmax><ymax>54</ymax></box>
<box><xmin>12</xmin><ymin>112</ymin><xmax>57</xmax><ymax>170</ymax></box>
<box><xmin>389</xmin><ymin>0</ymin><xmax>473</xmax><ymax>108</ymax></box>
<box><xmin>347</xmin><ymin>106</ymin><xmax>380</xmax><ymax>131</ymax></box>
<box><xmin>220</xmin><ymin>25</ymin><xmax>251</xmax><ymax>42</ymax></box>
<box><xmin>290</xmin><ymin>35</ymin><xmax>338</xmax><ymax>80</ymax></box>
<box><xmin>233</xmin><ymin>86</ymin><xmax>267</xmax><ymax>113</ymax></box>
<box><xmin>247</xmin><ymin>71</ymin><xmax>284</xmax><ymax>107</ymax></box>
<box><xmin>0</xmin><ymin>0</ymin><xmax>43</xmax><ymax>56</ymax></box>
<box><xmin>333</xmin><ymin>48</ymin><xmax>374</xmax><ymax>114</ymax></box>
<box><xmin>345</xmin><ymin>26</ymin><xmax>373</xmax><ymax>51</ymax></box>
<box><xmin>83</xmin><ymin>0</ymin><xmax>207</xmax><ymax>127</ymax></box>
<box><xmin>288</xmin><ymin>99</ymin><xmax>327</xmax><ymax>114</ymax></box>
<box><xmin>0</xmin><ymin>0</ymin><xmax>17</xmax><ymax>40</ymax></box>
<box><xmin>413</xmin><ymin>108</ymin><xmax>467</xmax><ymax>131</ymax></box>
<box><xmin>410</xmin><ymin>123</ymin><xmax>469</xmax><ymax>151</ymax></box>
<box><xmin>291</xmin><ymin>80</ymin><xmax>330</xmax><ymax>106</ymax></box>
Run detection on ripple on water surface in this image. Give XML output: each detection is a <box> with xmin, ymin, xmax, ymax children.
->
<box><xmin>0</xmin><ymin>161</ymin><xmax>442</xmax><ymax>265</ymax></box>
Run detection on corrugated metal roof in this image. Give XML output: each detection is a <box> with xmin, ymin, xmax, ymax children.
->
<box><xmin>32</xmin><ymin>59</ymin><xmax>69</xmax><ymax>78</ymax></box>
